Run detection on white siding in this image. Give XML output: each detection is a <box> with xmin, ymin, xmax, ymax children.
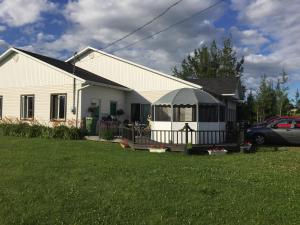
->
<box><xmin>0</xmin><ymin>52</ymin><xmax>83</xmax><ymax>125</ymax></box>
<box><xmin>81</xmin><ymin>85</ymin><xmax>126</xmax><ymax>119</ymax></box>
<box><xmin>75</xmin><ymin>51</ymin><xmax>197</xmax><ymax>103</ymax></box>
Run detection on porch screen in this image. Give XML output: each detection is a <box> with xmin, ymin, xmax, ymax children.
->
<box><xmin>198</xmin><ymin>105</ymin><xmax>219</xmax><ymax>122</ymax></box>
<box><xmin>173</xmin><ymin>105</ymin><xmax>196</xmax><ymax>122</ymax></box>
<box><xmin>154</xmin><ymin>106</ymin><xmax>171</xmax><ymax>121</ymax></box>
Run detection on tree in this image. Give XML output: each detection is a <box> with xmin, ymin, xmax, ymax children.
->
<box><xmin>173</xmin><ymin>38</ymin><xmax>244</xmax><ymax>78</ymax></box>
<box><xmin>275</xmin><ymin>69</ymin><xmax>289</xmax><ymax>116</ymax></box>
<box><xmin>294</xmin><ymin>89</ymin><xmax>300</xmax><ymax>109</ymax></box>
<box><xmin>245</xmin><ymin>90</ymin><xmax>256</xmax><ymax>124</ymax></box>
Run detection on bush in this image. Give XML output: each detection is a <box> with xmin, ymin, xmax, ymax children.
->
<box><xmin>0</xmin><ymin>122</ymin><xmax>85</xmax><ymax>140</ymax></box>
<box><xmin>100</xmin><ymin>129</ymin><xmax>114</xmax><ymax>140</ymax></box>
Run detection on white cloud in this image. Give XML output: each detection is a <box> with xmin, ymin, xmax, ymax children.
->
<box><xmin>40</xmin><ymin>0</ymin><xmax>225</xmax><ymax>72</ymax></box>
<box><xmin>230</xmin><ymin>26</ymin><xmax>269</xmax><ymax>49</ymax></box>
<box><xmin>0</xmin><ymin>0</ymin><xmax>56</xmax><ymax>27</ymax></box>
<box><xmin>231</xmin><ymin>0</ymin><xmax>300</xmax><ymax>89</ymax></box>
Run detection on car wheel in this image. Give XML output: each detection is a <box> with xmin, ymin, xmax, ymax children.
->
<box><xmin>254</xmin><ymin>134</ymin><xmax>265</xmax><ymax>145</ymax></box>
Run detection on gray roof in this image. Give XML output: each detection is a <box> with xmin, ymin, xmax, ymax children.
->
<box><xmin>187</xmin><ymin>77</ymin><xmax>239</xmax><ymax>96</ymax></box>
<box><xmin>153</xmin><ymin>88</ymin><xmax>222</xmax><ymax>105</ymax></box>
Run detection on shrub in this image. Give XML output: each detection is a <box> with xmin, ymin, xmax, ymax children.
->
<box><xmin>0</xmin><ymin>121</ymin><xmax>84</xmax><ymax>140</ymax></box>
<box><xmin>100</xmin><ymin>129</ymin><xmax>114</xmax><ymax>140</ymax></box>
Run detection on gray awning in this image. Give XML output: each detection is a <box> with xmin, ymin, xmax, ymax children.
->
<box><xmin>153</xmin><ymin>88</ymin><xmax>222</xmax><ymax>105</ymax></box>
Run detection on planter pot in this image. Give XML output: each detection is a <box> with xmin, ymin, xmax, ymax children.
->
<box><xmin>120</xmin><ymin>143</ymin><xmax>130</xmax><ymax>149</ymax></box>
<box><xmin>207</xmin><ymin>150</ymin><xmax>228</xmax><ymax>155</ymax></box>
<box><xmin>149</xmin><ymin>148</ymin><xmax>167</xmax><ymax>153</ymax></box>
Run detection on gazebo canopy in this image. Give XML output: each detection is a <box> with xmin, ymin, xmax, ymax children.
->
<box><xmin>153</xmin><ymin>88</ymin><xmax>222</xmax><ymax>106</ymax></box>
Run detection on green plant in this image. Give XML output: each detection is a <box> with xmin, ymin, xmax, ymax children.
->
<box><xmin>0</xmin><ymin>121</ymin><xmax>84</xmax><ymax>140</ymax></box>
<box><xmin>100</xmin><ymin>129</ymin><xmax>114</xmax><ymax>140</ymax></box>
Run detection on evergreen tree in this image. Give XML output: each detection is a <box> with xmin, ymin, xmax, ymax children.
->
<box><xmin>172</xmin><ymin>38</ymin><xmax>244</xmax><ymax>78</ymax></box>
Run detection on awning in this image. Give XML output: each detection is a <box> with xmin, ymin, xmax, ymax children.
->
<box><xmin>153</xmin><ymin>88</ymin><xmax>222</xmax><ymax>105</ymax></box>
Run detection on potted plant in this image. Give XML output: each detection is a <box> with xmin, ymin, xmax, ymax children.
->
<box><xmin>207</xmin><ymin>146</ymin><xmax>228</xmax><ymax>155</ymax></box>
<box><xmin>149</xmin><ymin>144</ymin><xmax>167</xmax><ymax>153</ymax></box>
<box><xmin>120</xmin><ymin>139</ymin><xmax>130</xmax><ymax>149</ymax></box>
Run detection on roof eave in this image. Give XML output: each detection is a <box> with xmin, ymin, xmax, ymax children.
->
<box><xmin>84</xmin><ymin>81</ymin><xmax>132</xmax><ymax>92</ymax></box>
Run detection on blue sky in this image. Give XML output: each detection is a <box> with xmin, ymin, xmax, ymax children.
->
<box><xmin>0</xmin><ymin>0</ymin><xmax>299</xmax><ymax>100</ymax></box>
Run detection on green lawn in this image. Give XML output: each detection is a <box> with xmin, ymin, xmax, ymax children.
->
<box><xmin>0</xmin><ymin>136</ymin><xmax>299</xmax><ymax>225</ymax></box>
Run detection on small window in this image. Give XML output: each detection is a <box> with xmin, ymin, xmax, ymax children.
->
<box><xmin>20</xmin><ymin>95</ymin><xmax>34</xmax><ymax>120</ymax></box>
<box><xmin>110</xmin><ymin>101</ymin><xmax>117</xmax><ymax>116</ymax></box>
<box><xmin>50</xmin><ymin>94</ymin><xmax>66</xmax><ymax>120</ymax></box>
<box><xmin>173</xmin><ymin>105</ymin><xmax>196</xmax><ymax>122</ymax></box>
<box><xmin>0</xmin><ymin>96</ymin><xmax>3</xmax><ymax>120</ymax></box>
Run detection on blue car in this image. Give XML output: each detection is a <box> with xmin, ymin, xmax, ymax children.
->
<box><xmin>246</xmin><ymin>118</ymin><xmax>300</xmax><ymax>146</ymax></box>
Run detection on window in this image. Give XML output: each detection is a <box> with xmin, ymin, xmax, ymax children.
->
<box><xmin>110</xmin><ymin>101</ymin><xmax>117</xmax><ymax>116</ymax></box>
<box><xmin>0</xmin><ymin>96</ymin><xmax>2</xmax><ymax>120</ymax></box>
<box><xmin>131</xmin><ymin>104</ymin><xmax>151</xmax><ymax>123</ymax></box>
<box><xmin>173</xmin><ymin>105</ymin><xmax>196</xmax><ymax>122</ymax></box>
<box><xmin>295</xmin><ymin>120</ymin><xmax>300</xmax><ymax>128</ymax></box>
<box><xmin>20</xmin><ymin>95</ymin><xmax>34</xmax><ymax>120</ymax></box>
<box><xmin>154</xmin><ymin>106</ymin><xmax>171</xmax><ymax>121</ymax></box>
<box><xmin>50</xmin><ymin>94</ymin><xmax>66</xmax><ymax>120</ymax></box>
<box><xmin>199</xmin><ymin>105</ymin><xmax>219</xmax><ymax>122</ymax></box>
<box><xmin>276</xmin><ymin>119</ymin><xmax>292</xmax><ymax>129</ymax></box>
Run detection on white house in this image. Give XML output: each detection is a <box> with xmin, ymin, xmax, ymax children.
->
<box><xmin>0</xmin><ymin>47</ymin><xmax>242</xmax><ymax>140</ymax></box>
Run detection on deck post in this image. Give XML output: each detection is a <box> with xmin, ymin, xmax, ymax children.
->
<box><xmin>132</xmin><ymin>126</ymin><xmax>135</xmax><ymax>143</ymax></box>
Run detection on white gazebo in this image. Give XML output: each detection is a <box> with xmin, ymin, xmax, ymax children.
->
<box><xmin>151</xmin><ymin>88</ymin><xmax>226</xmax><ymax>144</ymax></box>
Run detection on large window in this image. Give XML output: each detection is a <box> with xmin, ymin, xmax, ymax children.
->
<box><xmin>50</xmin><ymin>94</ymin><xmax>66</xmax><ymax>120</ymax></box>
<box><xmin>173</xmin><ymin>105</ymin><xmax>196</xmax><ymax>122</ymax></box>
<box><xmin>20</xmin><ymin>95</ymin><xmax>34</xmax><ymax>120</ymax></box>
<box><xmin>154</xmin><ymin>105</ymin><xmax>171</xmax><ymax>121</ymax></box>
<box><xmin>131</xmin><ymin>103</ymin><xmax>151</xmax><ymax>123</ymax></box>
<box><xmin>110</xmin><ymin>101</ymin><xmax>117</xmax><ymax>116</ymax></box>
<box><xmin>199</xmin><ymin>105</ymin><xmax>219</xmax><ymax>122</ymax></box>
<box><xmin>0</xmin><ymin>96</ymin><xmax>2</xmax><ymax>120</ymax></box>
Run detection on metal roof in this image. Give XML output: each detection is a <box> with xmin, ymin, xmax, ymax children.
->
<box><xmin>153</xmin><ymin>88</ymin><xmax>222</xmax><ymax>105</ymax></box>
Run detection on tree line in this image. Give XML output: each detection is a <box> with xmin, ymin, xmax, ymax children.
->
<box><xmin>173</xmin><ymin>38</ymin><xmax>300</xmax><ymax>124</ymax></box>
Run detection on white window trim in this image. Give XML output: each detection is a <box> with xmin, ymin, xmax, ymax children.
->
<box><xmin>20</xmin><ymin>95</ymin><xmax>34</xmax><ymax>120</ymax></box>
<box><xmin>51</xmin><ymin>94</ymin><xmax>67</xmax><ymax>121</ymax></box>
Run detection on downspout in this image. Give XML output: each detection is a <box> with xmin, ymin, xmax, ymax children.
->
<box><xmin>72</xmin><ymin>52</ymin><xmax>78</xmax><ymax>115</ymax></box>
<box><xmin>76</xmin><ymin>84</ymin><xmax>91</xmax><ymax>128</ymax></box>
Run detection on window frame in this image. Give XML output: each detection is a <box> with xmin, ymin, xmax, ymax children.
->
<box><xmin>173</xmin><ymin>105</ymin><xmax>196</xmax><ymax>122</ymax></box>
<box><xmin>20</xmin><ymin>94</ymin><xmax>35</xmax><ymax>121</ymax></box>
<box><xmin>50</xmin><ymin>93</ymin><xmax>67</xmax><ymax>121</ymax></box>
<box><xmin>0</xmin><ymin>96</ymin><xmax>3</xmax><ymax>120</ymax></box>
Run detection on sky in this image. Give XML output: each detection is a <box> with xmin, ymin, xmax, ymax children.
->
<box><xmin>0</xmin><ymin>0</ymin><xmax>299</xmax><ymax>100</ymax></box>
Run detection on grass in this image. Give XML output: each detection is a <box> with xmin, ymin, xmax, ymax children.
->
<box><xmin>0</xmin><ymin>136</ymin><xmax>299</xmax><ymax>225</ymax></box>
